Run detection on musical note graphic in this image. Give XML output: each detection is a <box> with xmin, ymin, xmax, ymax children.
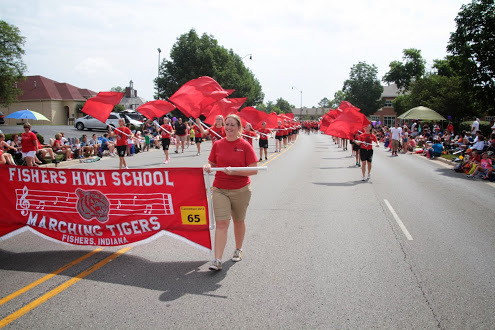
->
<box><xmin>19</xmin><ymin>186</ymin><xmax>30</xmax><ymax>216</ymax></box>
<box><xmin>15</xmin><ymin>188</ymin><xmax>174</xmax><ymax>217</ymax></box>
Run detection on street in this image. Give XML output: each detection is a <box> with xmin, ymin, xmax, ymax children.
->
<box><xmin>1</xmin><ymin>132</ymin><xmax>495</xmax><ymax>329</ymax></box>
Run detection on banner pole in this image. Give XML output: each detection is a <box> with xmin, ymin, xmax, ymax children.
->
<box><xmin>205</xmin><ymin>173</ymin><xmax>215</xmax><ymax>230</ymax></box>
<box><xmin>210</xmin><ymin>166</ymin><xmax>267</xmax><ymax>172</ymax></box>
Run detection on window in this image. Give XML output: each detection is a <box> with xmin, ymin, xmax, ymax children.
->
<box><xmin>384</xmin><ymin>100</ymin><xmax>393</xmax><ymax>107</ymax></box>
<box><xmin>484</xmin><ymin>116</ymin><xmax>494</xmax><ymax>122</ymax></box>
<box><xmin>384</xmin><ymin>116</ymin><xmax>396</xmax><ymax>128</ymax></box>
<box><xmin>371</xmin><ymin>116</ymin><xmax>380</xmax><ymax>123</ymax></box>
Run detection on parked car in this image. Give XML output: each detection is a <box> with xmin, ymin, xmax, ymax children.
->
<box><xmin>0</xmin><ymin>110</ymin><xmax>5</xmax><ymax>125</ymax></box>
<box><xmin>74</xmin><ymin>112</ymin><xmax>143</xmax><ymax>131</ymax></box>
<box><xmin>121</xmin><ymin>110</ymin><xmax>144</xmax><ymax>122</ymax></box>
<box><xmin>74</xmin><ymin>113</ymin><xmax>121</xmax><ymax>131</ymax></box>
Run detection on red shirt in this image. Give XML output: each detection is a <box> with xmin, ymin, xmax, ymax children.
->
<box><xmin>21</xmin><ymin>131</ymin><xmax>38</xmax><ymax>152</ymax></box>
<box><xmin>357</xmin><ymin>133</ymin><xmax>378</xmax><ymax>150</ymax></box>
<box><xmin>258</xmin><ymin>128</ymin><xmax>271</xmax><ymax>141</ymax></box>
<box><xmin>275</xmin><ymin>125</ymin><xmax>285</xmax><ymax>137</ymax></box>
<box><xmin>209</xmin><ymin>126</ymin><xmax>226</xmax><ymax>143</ymax></box>
<box><xmin>114</xmin><ymin>127</ymin><xmax>132</xmax><ymax>146</ymax></box>
<box><xmin>208</xmin><ymin>137</ymin><xmax>258</xmax><ymax>189</ymax></box>
<box><xmin>242</xmin><ymin>130</ymin><xmax>257</xmax><ymax>146</ymax></box>
<box><xmin>193</xmin><ymin>126</ymin><xmax>203</xmax><ymax>138</ymax></box>
<box><xmin>160</xmin><ymin>124</ymin><xmax>173</xmax><ymax>139</ymax></box>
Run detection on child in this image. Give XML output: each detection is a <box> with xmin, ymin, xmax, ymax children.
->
<box><xmin>468</xmin><ymin>152</ymin><xmax>493</xmax><ymax>178</ymax></box>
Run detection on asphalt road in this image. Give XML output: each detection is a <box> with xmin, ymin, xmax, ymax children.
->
<box><xmin>1</xmin><ymin>132</ymin><xmax>494</xmax><ymax>328</ymax></box>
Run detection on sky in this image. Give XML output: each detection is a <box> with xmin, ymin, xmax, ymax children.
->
<box><xmin>1</xmin><ymin>0</ymin><xmax>470</xmax><ymax>109</ymax></box>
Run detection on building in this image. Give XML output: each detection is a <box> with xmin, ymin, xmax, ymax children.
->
<box><xmin>291</xmin><ymin>107</ymin><xmax>329</xmax><ymax>120</ymax></box>
<box><xmin>119</xmin><ymin>80</ymin><xmax>146</xmax><ymax>110</ymax></box>
<box><xmin>1</xmin><ymin>75</ymin><xmax>96</xmax><ymax>125</ymax></box>
<box><xmin>370</xmin><ymin>83</ymin><xmax>400</xmax><ymax>127</ymax></box>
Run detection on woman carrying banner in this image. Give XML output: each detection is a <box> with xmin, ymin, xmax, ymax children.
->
<box><xmin>356</xmin><ymin>125</ymin><xmax>379</xmax><ymax>181</ymax></box>
<box><xmin>204</xmin><ymin>114</ymin><xmax>259</xmax><ymax>271</ymax></box>
<box><xmin>109</xmin><ymin>118</ymin><xmax>133</xmax><ymax>169</ymax></box>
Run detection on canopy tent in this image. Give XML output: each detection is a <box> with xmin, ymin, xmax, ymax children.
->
<box><xmin>398</xmin><ymin>106</ymin><xmax>446</xmax><ymax>121</ymax></box>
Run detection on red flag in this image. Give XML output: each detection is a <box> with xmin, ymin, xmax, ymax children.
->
<box><xmin>286</xmin><ymin>113</ymin><xmax>295</xmax><ymax>120</ymax></box>
<box><xmin>324</xmin><ymin>108</ymin><xmax>370</xmax><ymax>139</ymax></box>
<box><xmin>137</xmin><ymin>100</ymin><xmax>176</xmax><ymax>121</ymax></box>
<box><xmin>169</xmin><ymin>76</ymin><xmax>230</xmax><ymax>118</ymax></box>
<box><xmin>319</xmin><ymin>112</ymin><xmax>334</xmax><ymax>132</ymax></box>
<box><xmin>0</xmin><ymin>166</ymin><xmax>212</xmax><ymax>250</ymax></box>
<box><xmin>337</xmin><ymin>101</ymin><xmax>361</xmax><ymax>112</ymax></box>
<box><xmin>265</xmin><ymin>112</ymin><xmax>279</xmax><ymax>128</ymax></box>
<box><xmin>238</xmin><ymin>107</ymin><xmax>268</xmax><ymax>129</ymax></box>
<box><xmin>203</xmin><ymin>98</ymin><xmax>246</xmax><ymax>125</ymax></box>
<box><xmin>81</xmin><ymin>92</ymin><xmax>124</xmax><ymax>123</ymax></box>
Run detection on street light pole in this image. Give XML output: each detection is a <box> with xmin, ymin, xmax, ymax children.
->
<box><xmin>292</xmin><ymin>86</ymin><xmax>303</xmax><ymax>117</ymax></box>
<box><xmin>157</xmin><ymin>48</ymin><xmax>161</xmax><ymax>99</ymax></box>
<box><xmin>242</xmin><ymin>53</ymin><xmax>253</xmax><ymax>60</ymax></box>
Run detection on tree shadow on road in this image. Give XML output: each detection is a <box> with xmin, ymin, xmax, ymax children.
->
<box><xmin>0</xmin><ymin>249</ymin><xmax>233</xmax><ymax>302</ymax></box>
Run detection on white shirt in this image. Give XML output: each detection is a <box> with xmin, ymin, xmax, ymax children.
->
<box><xmin>471</xmin><ymin>120</ymin><xmax>479</xmax><ymax>134</ymax></box>
<box><xmin>391</xmin><ymin>127</ymin><xmax>403</xmax><ymax>140</ymax></box>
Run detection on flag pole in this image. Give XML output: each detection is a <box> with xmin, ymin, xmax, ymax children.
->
<box><xmin>210</xmin><ymin>166</ymin><xmax>268</xmax><ymax>172</ymax></box>
<box><xmin>205</xmin><ymin>173</ymin><xmax>215</xmax><ymax>230</ymax></box>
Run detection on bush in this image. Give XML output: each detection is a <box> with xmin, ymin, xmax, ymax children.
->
<box><xmin>458</xmin><ymin>121</ymin><xmax>491</xmax><ymax>136</ymax></box>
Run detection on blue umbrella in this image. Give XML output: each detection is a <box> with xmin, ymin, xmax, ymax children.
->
<box><xmin>5</xmin><ymin>109</ymin><xmax>50</xmax><ymax>121</ymax></box>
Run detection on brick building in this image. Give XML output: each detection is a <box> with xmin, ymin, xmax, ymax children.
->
<box><xmin>1</xmin><ymin>75</ymin><xmax>96</xmax><ymax>125</ymax></box>
<box><xmin>370</xmin><ymin>83</ymin><xmax>400</xmax><ymax>127</ymax></box>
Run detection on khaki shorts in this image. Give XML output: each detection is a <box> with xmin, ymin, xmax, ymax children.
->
<box><xmin>177</xmin><ymin>135</ymin><xmax>187</xmax><ymax>142</ymax></box>
<box><xmin>391</xmin><ymin>139</ymin><xmax>400</xmax><ymax>149</ymax></box>
<box><xmin>212</xmin><ymin>185</ymin><xmax>252</xmax><ymax>222</ymax></box>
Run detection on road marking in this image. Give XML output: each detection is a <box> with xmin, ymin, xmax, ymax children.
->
<box><xmin>0</xmin><ymin>247</ymin><xmax>131</xmax><ymax>328</ymax></box>
<box><xmin>384</xmin><ymin>199</ymin><xmax>413</xmax><ymax>241</ymax></box>
<box><xmin>0</xmin><ymin>248</ymin><xmax>103</xmax><ymax>307</ymax></box>
<box><xmin>262</xmin><ymin>136</ymin><xmax>297</xmax><ymax>166</ymax></box>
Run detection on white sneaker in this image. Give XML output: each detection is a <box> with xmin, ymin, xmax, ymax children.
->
<box><xmin>367</xmin><ymin>174</ymin><xmax>371</xmax><ymax>180</ymax></box>
<box><xmin>232</xmin><ymin>249</ymin><xmax>243</xmax><ymax>262</ymax></box>
<box><xmin>361</xmin><ymin>176</ymin><xmax>366</xmax><ymax>181</ymax></box>
<box><xmin>209</xmin><ymin>259</ymin><xmax>222</xmax><ymax>271</ymax></box>
<box><xmin>124</xmin><ymin>166</ymin><xmax>129</xmax><ymax>169</ymax></box>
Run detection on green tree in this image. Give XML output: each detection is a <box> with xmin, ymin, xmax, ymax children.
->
<box><xmin>318</xmin><ymin>97</ymin><xmax>331</xmax><ymax>108</ymax></box>
<box><xmin>155</xmin><ymin>29</ymin><xmax>264</xmax><ymax>107</ymax></box>
<box><xmin>382</xmin><ymin>48</ymin><xmax>426</xmax><ymax>91</ymax></box>
<box><xmin>275</xmin><ymin>97</ymin><xmax>294</xmax><ymax>113</ymax></box>
<box><xmin>0</xmin><ymin>20</ymin><xmax>26</xmax><ymax>107</ymax></box>
<box><xmin>392</xmin><ymin>72</ymin><xmax>476</xmax><ymax>120</ymax></box>
<box><xmin>342</xmin><ymin>62</ymin><xmax>383</xmax><ymax>116</ymax></box>
<box><xmin>447</xmin><ymin>0</ymin><xmax>495</xmax><ymax>114</ymax></box>
<box><xmin>110</xmin><ymin>86</ymin><xmax>125</xmax><ymax>93</ymax></box>
<box><xmin>329</xmin><ymin>90</ymin><xmax>346</xmax><ymax>108</ymax></box>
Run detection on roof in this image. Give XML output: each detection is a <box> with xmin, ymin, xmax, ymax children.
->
<box><xmin>381</xmin><ymin>83</ymin><xmax>401</xmax><ymax>98</ymax></box>
<box><xmin>16</xmin><ymin>75</ymin><xmax>97</xmax><ymax>101</ymax></box>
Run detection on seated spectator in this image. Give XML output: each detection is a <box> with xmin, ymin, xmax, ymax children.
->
<box><xmin>33</xmin><ymin>133</ymin><xmax>58</xmax><ymax>164</ymax></box>
<box><xmin>80</xmin><ymin>135</ymin><xmax>93</xmax><ymax>158</ymax></box>
<box><xmin>427</xmin><ymin>140</ymin><xmax>443</xmax><ymax>159</ymax></box>
<box><xmin>471</xmin><ymin>135</ymin><xmax>486</xmax><ymax>152</ymax></box>
<box><xmin>100</xmin><ymin>133</ymin><xmax>116</xmax><ymax>156</ymax></box>
<box><xmin>89</xmin><ymin>134</ymin><xmax>101</xmax><ymax>156</ymax></box>
<box><xmin>468</xmin><ymin>152</ymin><xmax>493</xmax><ymax>178</ymax></box>
<box><xmin>8</xmin><ymin>133</ymin><xmax>23</xmax><ymax>164</ymax></box>
<box><xmin>71</xmin><ymin>138</ymin><xmax>82</xmax><ymax>158</ymax></box>
<box><xmin>52</xmin><ymin>133</ymin><xmax>73</xmax><ymax>160</ymax></box>
<box><xmin>0</xmin><ymin>134</ymin><xmax>17</xmax><ymax>165</ymax></box>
